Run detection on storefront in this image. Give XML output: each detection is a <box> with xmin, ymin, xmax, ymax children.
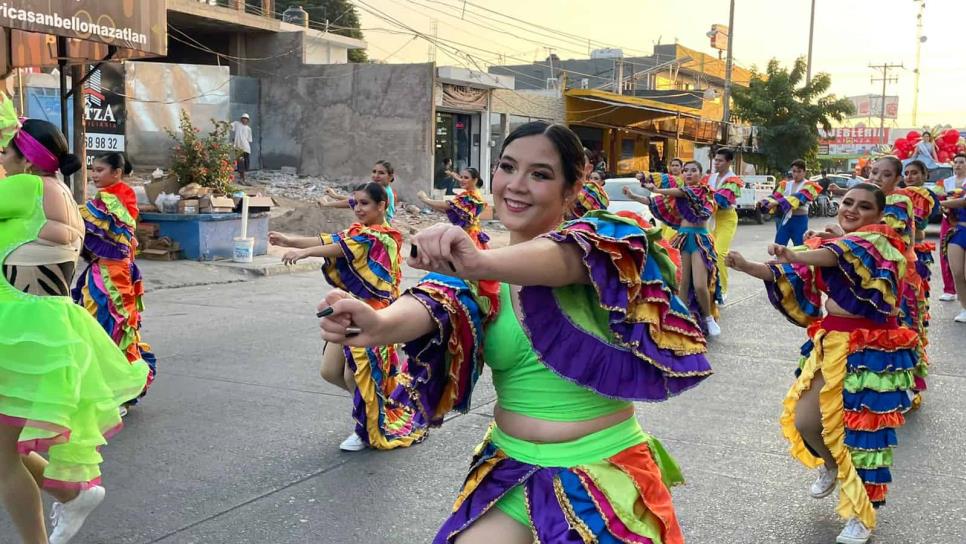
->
<box><xmin>564</xmin><ymin>89</ymin><xmax>717</xmax><ymax>175</ymax></box>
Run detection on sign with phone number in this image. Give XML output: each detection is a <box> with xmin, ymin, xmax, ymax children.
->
<box><xmin>86</xmin><ymin>133</ymin><xmax>125</xmax><ymax>152</ymax></box>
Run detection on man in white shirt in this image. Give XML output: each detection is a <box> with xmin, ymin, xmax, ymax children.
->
<box><xmin>938</xmin><ymin>154</ymin><xmax>966</xmax><ymax>301</ymax></box>
<box><xmin>231</xmin><ymin>113</ymin><xmax>254</xmax><ymax>183</ymax></box>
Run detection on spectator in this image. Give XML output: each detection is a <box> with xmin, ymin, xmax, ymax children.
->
<box><xmin>818</xmin><ymin>169</ymin><xmax>832</xmax><ymax>193</ymax></box>
<box><xmin>434</xmin><ymin>158</ymin><xmax>459</xmax><ymax>195</ymax></box>
<box><xmin>231</xmin><ymin>113</ymin><xmax>253</xmax><ymax>184</ymax></box>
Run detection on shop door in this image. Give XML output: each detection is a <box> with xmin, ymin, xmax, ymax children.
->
<box><xmin>435</xmin><ymin>112</ymin><xmax>475</xmax><ymax>171</ymax></box>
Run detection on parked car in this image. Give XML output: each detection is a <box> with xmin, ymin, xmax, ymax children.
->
<box><xmin>924</xmin><ymin>166</ymin><xmax>954</xmax><ymax>223</ymax></box>
<box><xmin>735</xmin><ymin>175</ymin><xmax>776</xmax><ymax>224</ymax></box>
<box><xmin>603</xmin><ymin>178</ymin><xmax>654</xmax><ymax>224</ymax></box>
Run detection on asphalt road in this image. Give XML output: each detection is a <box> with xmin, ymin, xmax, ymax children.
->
<box><xmin>3</xmin><ymin>219</ymin><xmax>964</xmax><ymax>544</ymax></box>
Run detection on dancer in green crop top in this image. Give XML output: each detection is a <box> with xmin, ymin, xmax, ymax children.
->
<box><xmin>0</xmin><ymin>115</ymin><xmax>149</xmax><ymax>543</ymax></box>
<box><xmin>319</xmin><ymin>122</ymin><xmax>712</xmax><ymax>543</ymax></box>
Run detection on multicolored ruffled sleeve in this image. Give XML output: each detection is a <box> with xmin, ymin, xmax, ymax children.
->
<box><xmin>0</xmin><ymin>94</ymin><xmax>21</xmax><ymax>148</ymax></box>
<box><xmin>759</xmin><ymin>181</ymin><xmax>822</xmax><ymax>215</ymax></box>
<box><xmin>519</xmin><ymin>210</ymin><xmax>712</xmax><ymax>401</ymax></box>
<box><xmin>901</xmin><ymin>187</ymin><xmax>938</xmax><ymax>232</ymax></box>
<box><xmin>640</xmin><ymin>172</ymin><xmax>680</xmax><ymax>189</ymax></box>
<box><xmin>765</xmin><ymin>260</ymin><xmax>823</xmax><ymax>328</ymax></box>
<box><xmin>568</xmin><ymin>181</ymin><xmax>610</xmax><ymax>219</ymax></box>
<box><xmin>320</xmin><ymin>224</ymin><xmax>402</xmax><ymax>304</ymax></box>
<box><xmin>401</xmin><ymin>275</ymin><xmax>500</xmax><ymax>426</ymax></box>
<box><xmin>446</xmin><ymin>191</ymin><xmax>486</xmax><ymax>229</ymax></box>
<box><xmin>883</xmin><ymin>194</ymin><xmax>915</xmax><ymax>247</ymax></box>
<box><xmin>648</xmin><ymin>185</ymin><xmax>715</xmax><ymax>228</ymax></box>
<box><xmin>817</xmin><ymin>226</ymin><xmax>907</xmax><ymax>322</ymax></box>
<box><xmin>713</xmin><ymin>176</ymin><xmax>742</xmax><ymax>209</ymax></box>
<box><xmin>80</xmin><ymin>190</ymin><xmax>137</xmax><ymax>260</ymax></box>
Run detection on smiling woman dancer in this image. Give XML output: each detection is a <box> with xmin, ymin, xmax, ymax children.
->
<box><xmin>727</xmin><ymin>184</ymin><xmax>915</xmax><ymax>544</ymax></box>
<box><xmin>635</xmin><ymin>160</ymin><xmax>723</xmax><ymax>337</ymax></box>
<box><xmin>319</xmin><ymin>122</ymin><xmax>712</xmax><ymax>543</ymax></box>
<box><xmin>73</xmin><ymin>152</ymin><xmax>157</xmax><ymax>414</ymax></box>
<box><xmin>270</xmin><ymin>182</ymin><xmax>423</xmax><ymax>452</ymax></box>
<box><xmin>321</xmin><ymin>160</ymin><xmax>397</xmax><ymax>222</ymax></box>
<box><xmin>0</xmin><ymin>113</ymin><xmax>149</xmax><ymax>544</ymax></box>
<box><xmin>417</xmin><ymin>167</ymin><xmax>490</xmax><ymax>249</ymax></box>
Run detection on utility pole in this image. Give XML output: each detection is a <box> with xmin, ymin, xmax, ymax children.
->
<box><xmin>806</xmin><ymin>0</ymin><xmax>816</xmax><ymax>84</ymax></box>
<box><xmin>720</xmin><ymin>0</ymin><xmax>735</xmax><ymax>144</ymax></box>
<box><xmin>428</xmin><ymin>20</ymin><xmax>438</xmax><ymax>64</ymax></box>
<box><xmin>912</xmin><ymin>0</ymin><xmax>926</xmax><ymax>127</ymax></box>
<box><xmin>869</xmin><ymin>62</ymin><xmax>902</xmax><ymax>145</ymax></box>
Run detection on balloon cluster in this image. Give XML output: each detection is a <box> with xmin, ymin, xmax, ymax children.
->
<box><xmin>892</xmin><ymin>128</ymin><xmax>965</xmax><ymax>163</ymax></box>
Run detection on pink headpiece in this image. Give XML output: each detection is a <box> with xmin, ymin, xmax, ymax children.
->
<box><xmin>13</xmin><ymin>118</ymin><xmax>60</xmax><ymax>174</ymax></box>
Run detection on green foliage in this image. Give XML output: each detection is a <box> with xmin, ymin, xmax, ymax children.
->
<box><xmin>166</xmin><ymin>110</ymin><xmax>237</xmax><ymax>195</ymax></box>
<box><xmin>731</xmin><ymin>57</ymin><xmax>854</xmax><ymax>174</ymax></box>
<box><xmin>270</xmin><ymin>0</ymin><xmax>368</xmax><ymax>62</ymax></box>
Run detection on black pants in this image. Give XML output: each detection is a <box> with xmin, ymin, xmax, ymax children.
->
<box><xmin>237</xmin><ymin>152</ymin><xmax>250</xmax><ymax>173</ymax></box>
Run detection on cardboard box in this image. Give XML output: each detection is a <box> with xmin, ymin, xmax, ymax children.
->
<box><xmin>144</xmin><ymin>175</ymin><xmax>181</xmax><ymax>205</ymax></box>
<box><xmin>136</xmin><ymin>223</ymin><xmax>160</xmax><ymax>238</ymax></box>
<box><xmin>179</xmin><ymin>183</ymin><xmax>212</xmax><ymax>200</ymax></box>
<box><xmin>140</xmin><ymin>248</ymin><xmax>182</xmax><ymax>261</ymax></box>
<box><xmin>200</xmin><ymin>196</ymin><xmax>236</xmax><ymax>213</ymax></box>
<box><xmin>178</xmin><ymin>199</ymin><xmax>199</xmax><ymax>215</ymax></box>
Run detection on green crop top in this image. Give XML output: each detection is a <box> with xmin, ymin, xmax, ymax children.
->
<box><xmin>483</xmin><ymin>283</ymin><xmax>631</xmax><ymax>422</ymax></box>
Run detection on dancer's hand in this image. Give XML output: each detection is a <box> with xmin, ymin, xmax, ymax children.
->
<box><xmin>318</xmin><ymin>290</ymin><xmax>382</xmax><ymax>347</ymax></box>
<box><xmin>408</xmin><ymin>223</ymin><xmax>484</xmax><ymax>277</ymax></box>
<box><xmin>325</xmin><ymin>187</ymin><xmax>340</xmax><ymax>197</ymax></box>
<box><xmin>725</xmin><ymin>250</ymin><xmax>748</xmax><ymax>271</ymax></box>
<box><xmin>417</xmin><ymin>190</ymin><xmax>429</xmax><ymax>202</ymax></box>
<box><xmin>641</xmin><ymin>182</ymin><xmax>658</xmax><ymax>192</ymax></box>
<box><xmin>622</xmin><ymin>186</ymin><xmax>634</xmax><ymax>197</ymax></box>
<box><xmin>268</xmin><ymin>231</ymin><xmax>291</xmax><ymax>247</ymax></box>
<box><xmin>282</xmin><ymin>248</ymin><xmax>307</xmax><ymax>265</ymax></box>
<box><xmin>768</xmin><ymin>243</ymin><xmax>800</xmax><ymax>264</ymax></box>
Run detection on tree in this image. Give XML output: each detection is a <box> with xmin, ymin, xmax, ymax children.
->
<box><xmin>256</xmin><ymin>0</ymin><xmax>368</xmax><ymax>63</ymax></box>
<box><xmin>731</xmin><ymin>57</ymin><xmax>853</xmax><ymax>174</ymax></box>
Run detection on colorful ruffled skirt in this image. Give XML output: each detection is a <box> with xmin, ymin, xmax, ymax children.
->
<box><xmin>343</xmin><ymin>344</ymin><xmax>426</xmax><ymax>449</ymax></box>
<box><xmin>435</xmin><ymin>417</ymin><xmax>685</xmax><ymax>543</ymax></box>
<box><xmin>670</xmin><ymin>227</ymin><xmax>722</xmax><ymax>321</ymax></box>
<box><xmin>73</xmin><ymin>257</ymin><xmax>157</xmax><ymax>403</ymax></box>
<box><xmin>781</xmin><ymin>316</ymin><xmax>916</xmax><ymax>530</ymax></box>
<box><xmin>0</xmin><ymin>293</ymin><xmax>149</xmax><ymax>489</ymax></box>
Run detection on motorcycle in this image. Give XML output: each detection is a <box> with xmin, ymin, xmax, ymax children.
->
<box><xmin>809</xmin><ymin>193</ymin><xmax>839</xmax><ymax>218</ymax></box>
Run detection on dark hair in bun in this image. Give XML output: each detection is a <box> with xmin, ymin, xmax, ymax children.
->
<box><xmin>94</xmin><ymin>152</ymin><xmax>133</xmax><ymax>176</ymax></box>
<box><xmin>11</xmin><ymin>119</ymin><xmax>81</xmax><ymax>176</ymax></box>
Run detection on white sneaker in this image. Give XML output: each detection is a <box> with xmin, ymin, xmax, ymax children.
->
<box><xmin>339</xmin><ymin>432</ymin><xmax>366</xmax><ymax>452</ymax></box>
<box><xmin>809</xmin><ymin>465</ymin><xmax>836</xmax><ymax>498</ymax></box>
<box><xmin>118</xmin><ymin>405</ymin><xmax>128</xmax><ymax>418</ymax></box>
<box><xmin>720</xmin><ymin>292</ymin><xmax>729</xmax><ymax>304</ymax></box>
<box><xmin>705</xmin><ymin>317</ymin><xmax>721</xmax><ymax>337</ymax></box>
<box><xmin>938</xmin><ymin>293</ymin><xmax>957</xmax><ymax>302</ymax></box>
<box><xmin>955</xmin><ymin>310</ymin><xmax>966</xmax><ymax>323</ymax></box>
<box><xmin>49</xmin><ymin>485</ymin><xmax>106</xmax><ymax>544</ymax></box>
<box><xmin>836</xmin><ymin>517</ymin><xmax>872</xmax><ymax>544</ymax></box>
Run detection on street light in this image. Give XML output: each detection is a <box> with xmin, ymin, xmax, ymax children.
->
<box><xmin>912</xmin><ymin>0</ymin><xmax>927</xmax><ymax>126</ymax></box>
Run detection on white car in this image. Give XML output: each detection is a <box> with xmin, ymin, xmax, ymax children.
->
<box><xmin>602</xmin><ymin>178</ymin><xmax>655</xmax><ymax>224</ymax></box>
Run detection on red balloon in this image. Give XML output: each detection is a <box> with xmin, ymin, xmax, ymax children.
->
<box><xmin>895</xmin><ymin>148</ymin><xmax>909</xmax><ymax>159</ymax></box>
<box><xmin>894</xmin><ymin>137</ymin><xmax>908</xmax><ymax>149</ymax></box>
<box><xmin>943</xmin><ymin>129</ymin><xmax>960</xmax><ymax>144</ymax></box>
<box><xmin>938</xmin><ymin>150</ymin><xmax>951</xmax><ymax>163</ymax></box>
<box><xmin>906</xmin><ymin>130</ymin><xmax>921</xmax><ymax>142</ymax></box>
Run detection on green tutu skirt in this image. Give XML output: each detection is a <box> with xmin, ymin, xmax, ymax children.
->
<box><xmin>0</xmin><ymin>294</ymin><xmax>149</xmax><ymax>489</ymax></box>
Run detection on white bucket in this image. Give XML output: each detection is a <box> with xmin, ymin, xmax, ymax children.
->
<box><xmin>232</xmin><ymin>237</ymin><xmax>255</xmax><ymax>263</ymax></box>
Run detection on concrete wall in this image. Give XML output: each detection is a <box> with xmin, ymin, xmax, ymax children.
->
<box><xmin>258</xmin><ymin>62</ymin><xmax>435</xmax><ymax>201</ymax></box>
<box><xmin>490</xmin><ymin>88</ymin><xmax>565</xmax><ymax>123</ymax></box>
<box><xmin>125</xmin><ymin>62</ymin><xmax>231</xmax><ymax>168</ymax></box>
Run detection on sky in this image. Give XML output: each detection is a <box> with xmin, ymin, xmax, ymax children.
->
<box><xmin>354</xmin><ymin>0</ymin><xmax>965</xmax><ymax>128</ymax></box>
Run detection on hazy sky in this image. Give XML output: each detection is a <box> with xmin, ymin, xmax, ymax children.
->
<box><xmin>355</xmin><ymin>0</ymin><xmax>964</xmax><ymax>128</ymax></box>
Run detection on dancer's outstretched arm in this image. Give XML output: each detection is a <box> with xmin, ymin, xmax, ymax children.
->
<box><xmin>417</xmin><ymin>191</ymin><xmax>451</xmax><ymax>213</ymax></box>
<box><xmin>320</xmin><ymin>223</ymin><xmax>589</xmax><ymax>347</ymax></box>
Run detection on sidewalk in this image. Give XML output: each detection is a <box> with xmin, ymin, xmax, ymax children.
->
<box><xmin>139</xmin><ymin>255</ymin><xmax>324</xmax><ymax>291</ymax></box>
